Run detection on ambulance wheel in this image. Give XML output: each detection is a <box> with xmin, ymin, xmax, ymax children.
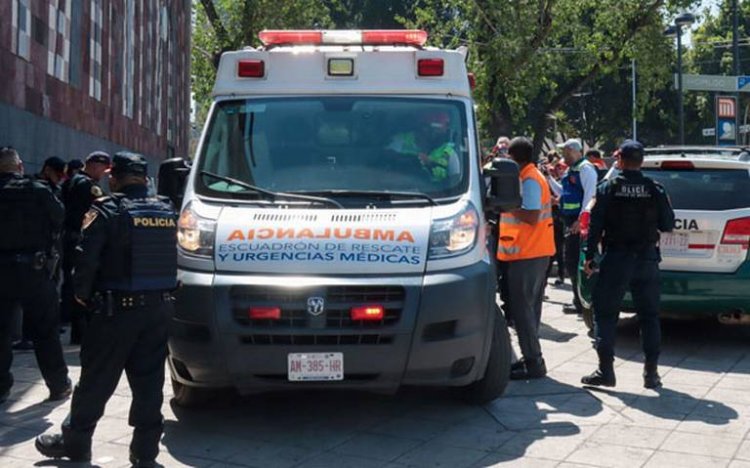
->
<box><xmin>458</xmin><ymin>305</ymin><xmax>511</xmax><ymax>404</ymax></box>
<box><xmin>582</xmin><ymin>306</ymin><xmax>595</xmax><ymax>331</ymax></box>
<box><xmin>171</xmin><ymin>378</ymin><xmax>214</xmax><ymax>408</ymax></box>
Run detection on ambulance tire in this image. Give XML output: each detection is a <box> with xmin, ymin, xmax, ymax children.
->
<box><xmin>171</xmin><ymin>378</ymin><xmax>227</xmax><ymax>408</ymax></box>
<box><xmin>458</xmin><ymin>305</ymin><xmax>512</xmax><ymax>404</ymax></box>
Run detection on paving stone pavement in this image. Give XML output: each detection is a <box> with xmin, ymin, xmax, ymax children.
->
<box><xmin>2</xmin><ymin>280</ymin><xmax>749</xmax><ymax>467</ymax></box>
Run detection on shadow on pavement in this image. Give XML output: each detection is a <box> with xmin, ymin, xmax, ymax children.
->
<box><xmin>587</xmin><ymin>385</ymin><xmax>739</xmax><ymax>424</ymax></box>
<box><xmin>159</xmin><ymin>379</ymin><xmax>602</xmax><ymax>467</ymax></box>
<box><xmin>480</xmin><ymin>377</ymin><xmax>604</xmax><ymax>465</ymax></box>
<box><xmin>539</xmin><ymin>322</ymin><xmax>578</xmax><ymax>343</ymax></box>
<box><xmin>614</xmin><ymin>317</ymin><xmax>750</xmax><ymax>375</ymax></box>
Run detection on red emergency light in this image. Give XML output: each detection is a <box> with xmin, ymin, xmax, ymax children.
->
<box><xmin>350</xmin><ymin>305</ymin><xmax>385</xmax><ymax>321</ymax></box>
<box><xmin>248</xmin><ymin>307</ymin><xmax>281</xmax><ymax>320</ymax></box>
<box><xmin>418</xmin><ymin>59</ymin><xmax>444</xmax><ymax>76</ymax></box>
<box><xmin>259</xmin><ymin>29</ymin><xmax>428</xmax><ymax>47</ymax></box>
<box><xmin>238</xmin><ymin>59</ymin><xmax>265</xmax><ymax>78</ymax></box>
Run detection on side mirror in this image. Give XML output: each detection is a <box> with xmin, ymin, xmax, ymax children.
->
<box><xmin>157</xmin><ymin>158</ymin><xmax>191</xmax><ymax>209</ymax></box>
<box><xmin>485</xmin><ymin>158</ymin><xmax>521</xmax><ymax>213</ymax></box>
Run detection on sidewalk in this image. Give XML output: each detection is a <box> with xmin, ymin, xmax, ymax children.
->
<box><xmin>1</xmin><ymin>280</ymin><xmax>749</xmax><ymax>467</ymax></box>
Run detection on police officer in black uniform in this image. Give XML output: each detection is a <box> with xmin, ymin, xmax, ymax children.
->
<box><xmin>36</xmin><ymin>156</ymin><xmax>67</xmax><ymax>201</ymax></box>
<box><xmin>36</xmin><ymin>152</ymin><xmax>177</xmax><ymax>467</ymax></box>
<box><xmin>581</xmin><ymin>140</ymin><xmax>675</xmax><ymax>389</ymax></box>
<box><xmin>61</xmin><ymin>151</ymin><xmax>111</xmax><ymax>344</ymax></box>
<box><xmin>0</xmin><ymin>147</ymin><xmax>71</xmax><ymax>404</ymax></box>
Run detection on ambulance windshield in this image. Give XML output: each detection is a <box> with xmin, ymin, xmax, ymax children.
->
<box><xmin>196</xmin><ymin>97</ymin><xmax>470</xmax><ymax>203</ymax></box>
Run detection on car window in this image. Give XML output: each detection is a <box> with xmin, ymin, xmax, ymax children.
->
<box><xmin>642</xmin><ymin>168</ymin><xmax>750</xmax><ymax>210</ymax></box>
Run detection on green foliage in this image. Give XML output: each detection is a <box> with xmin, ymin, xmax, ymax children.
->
<box><xmin>410</xmin><ymin>0</ymin><xmax>696</xmax><ymax>150</ymax></box>
<box><xmin>192</xmin><ymin>0</ymin><xmax>332</xmax><ymax>124</ymax></box>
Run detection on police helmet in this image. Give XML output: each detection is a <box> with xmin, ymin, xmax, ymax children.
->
<box><xmin>110</xmin><ymin>152</ymin><xmax>148</xmax><ymax>177</ymax></box>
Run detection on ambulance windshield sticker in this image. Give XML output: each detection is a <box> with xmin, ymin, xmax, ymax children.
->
<box><xmin>214</xmin><ymin>208</ymin><xmax>432</xmax><ymax>274</ymax></box>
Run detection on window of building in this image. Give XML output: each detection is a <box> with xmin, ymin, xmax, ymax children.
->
<box><xmin>122</xmin><ymin>0</ymin><xmax>135</xmax><ymax>118</ymax></box>
<box><xmin>89</xmin><ymin>0</ymin><xmax>103</xmax><ymax>100</ymax></box>
<box><xmin>12</xmin><ymin>0</ymin><xmax>32</xmax><ymax>60</ymax></box>
<box><xmin>48</xmin><ymin>0</ymin><xmax>72</xmax><ymax>83</ymax></box>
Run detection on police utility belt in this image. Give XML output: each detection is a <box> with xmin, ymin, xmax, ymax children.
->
<box><xmin>0</xmin><ymin>251</ymin><xmax>49</xmax><ymax>270</ymax></box>
<box><xmin>94</xmin><ymin>290</ymin><xmax>173</xmax><ymax>316</ymax></box>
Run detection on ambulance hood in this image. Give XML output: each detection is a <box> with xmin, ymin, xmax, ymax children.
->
<box><xmin>214</xmin><ymin>207</ymin><xmax>432</xmax><ymax>275</ymax></box>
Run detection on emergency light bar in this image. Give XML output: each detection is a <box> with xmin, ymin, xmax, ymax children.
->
<box><xmin>259</xmin><ymin>29</ymin><xmax>428</xmax><ymax>47</ymax></box>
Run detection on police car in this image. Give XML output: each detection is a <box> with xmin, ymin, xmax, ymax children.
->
<box><xmin>582</xmin><ymin>147</ymin><xmax>750</xmax><ymax>326</ymax></box>
<box><xmin>159</xmin><ymin>30</ymin><xmax>521</xmax><ymax>406</ymax></box>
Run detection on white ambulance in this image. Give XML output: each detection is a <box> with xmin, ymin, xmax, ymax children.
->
<box><xmin>161</xmin><ymin>30</ymin><xmax>520</xmax><ymax>405</ymax></box>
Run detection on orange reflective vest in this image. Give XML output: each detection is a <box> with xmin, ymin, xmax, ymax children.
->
<box><xmin>497</xmin><ymin>164</ymin><xmax>556</xmax><ymax>261</ymax></box>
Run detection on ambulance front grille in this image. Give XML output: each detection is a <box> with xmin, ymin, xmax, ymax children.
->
<box><xmin>231</xmin><ymin>285</ymin><xmax>405</xmax><ymax>329</ymax></box>
<box><xmin>239</xmin><ymin>334</ymin><xmax>394</xmax><ymax>346</ymax></box>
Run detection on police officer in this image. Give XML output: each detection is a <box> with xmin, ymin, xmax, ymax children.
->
<box><xmin>0</xmin><ymin>147</ymin><xmax>70</xmax><ymax>404</ymax></box>
<box><xmin>36</xmin><ymin>152</ymin><xmax>177</xmax><ymax>467</ymax></box>
<box><xmin>61</xmin><ymin>151</ymin><xmax>111</xmax><ymax>344</ymax></box>
<box><xmin>581</xmin><ymin>140</ymin><xmax>675</xmax><ymax>389</ymax></box>
<box><xmin>36</xmin><ymin>156</ymin><xmax>67</xmax><ymax>200</ymax></box>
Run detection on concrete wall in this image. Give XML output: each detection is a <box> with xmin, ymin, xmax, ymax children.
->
<box><xmin>0</xmin><ymin>101</ymin><xmax>163</xmax><ymax>176</ymax></box>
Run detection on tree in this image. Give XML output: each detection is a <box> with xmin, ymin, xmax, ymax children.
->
<box><xmin>192</xmin><ymin>0</ymin><xmax>332</xmax><ymax>123</ymax></box>
<box><xmin>686</xmin><ymin>0</ymin><xmax>750</xmax><ymax>144</ymax></box>
<box><xmin>410</xmin><ymin>0</ymin><xmax>696</xmax><ymax>152</ymax></box>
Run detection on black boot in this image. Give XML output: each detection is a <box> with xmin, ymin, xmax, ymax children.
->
<box><xmin>510</xmin><ymin>358</ymin><xmax>547</xmax><ymax>380</ymax></box>
<box><xmin>47</xmin><ymin>378</ymin><xmax>73</xmax><ymax>402</ymax></box>
<box><xmin>510</xmin><ymin>359</ymin><xmax>525</xmax><ymax>372</ymax></box>
<box><xmin>581</xmin><ymin>356</ymin><xmax>616</xmax><ymax>387</ymax></box>
<box><xmin>643</xmin><ymin>361</ymin><xmax>662</xmax><ymax>389</ymax></box>
<box><xmin>35</xmin><ymin>433</ymin><xmax>91</xmax><ymax>462</ymax></box>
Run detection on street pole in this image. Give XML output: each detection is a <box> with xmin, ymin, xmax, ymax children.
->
<box><xmin>677</xmin><ymin>25</ymin><xmax>685</xmax><ymax>146</ymax></box>
<box><xmin>632</xmin><ymin>58</ymin><xmax>637</xmax><ymax>140</ymax></box>
<box><xmin>733</xmin><ymin>0</ymin><xmax>741</xmax><ymax>144</ymax></box>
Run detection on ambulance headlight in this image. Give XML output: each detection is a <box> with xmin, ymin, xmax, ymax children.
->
<box><xmin>428</xmin><ymin>202</ymin><xmax>479</xmax><ymax>259</ymax></box>
<box><xmin>177</xmin><ymin>202</ymin><xmax>216</xmax><ymax>257</ymax></box>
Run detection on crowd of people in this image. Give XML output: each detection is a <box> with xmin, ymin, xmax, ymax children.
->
<box><xmin>485</xmin><ymin>135</ymin><xmax>674</xmax><ymax>389</ymax></box>
<box><xmin>1</xmin><ymin>147</ymin><xmax>178</xmax><ymax>467</ymax></box>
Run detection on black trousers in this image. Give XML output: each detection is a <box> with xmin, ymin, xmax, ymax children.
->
<box><xmin>0</xmin><ymin>265</ymin><xmax>69</xmax><ymax>394</ymax></box>
<box><xmin>61</xmin><ymin>241</ymin><xmax>87</xmax><ymax>341</ymax></box>
<box><xmin>564</xmin><ymin>231</ymin><xmax>583</xmax><ymax>312</ymax></box>
<box><xmin>63</xmin><ymin>300</ymin><xmax>171</xmax><ymax>460</ymax></box>
<box><xmin>593</xmin><ymin>247</ymin><xmax>661</xmax><ymax>364</ymax></box>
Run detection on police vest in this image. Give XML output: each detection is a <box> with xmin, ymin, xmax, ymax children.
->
<box><xmin>604</xmin><ymin>176</ymin><xmax>660</xmax><ymax>248</ymax></box>
<box><xmin>0</xmin><ymin>176</ymin><xmax>54</xmax><ymax>253</ymax></box>
<box><xmin>98</xmin><ymin>196</ymin><xmax>177</xmax><ymax>291</ymax></box>
<box><xmin>497</xmin><ymin>164</ymin><xmax>556</xmax><ymax>261</ymax></box>
<box><xmin>560</xmin><ymin>159</ymin><xmax>593</xmax><ymax>218</ymax></box>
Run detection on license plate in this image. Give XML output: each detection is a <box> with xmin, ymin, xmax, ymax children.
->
<box><xmin>661</xmin><ymin>232</ymin><xmax>689</xmax><ymax>255</ymax></box>
<box><xmin>288</xmin><ymin>353</ymin><xmax>344</xmax><ymax>382</ymax></box>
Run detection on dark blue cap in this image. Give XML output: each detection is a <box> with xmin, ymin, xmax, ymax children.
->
<box><xmin>110</xmin><ymin>151</ymin><xmax>147</xmax><ymax>176</ymax></box>
<box><xmin>86</xmin><ymin>151</ymin><xmax>111</xmax><ymax>165</ymax></box>
<box><xmin>619</xmin><ymin>140</ymin><xmax>644</xmax><ymax>160</ymax></box>
<box><xmin>67</xmin><ymin>159</ymin><xmax>84</xmax><ymax>170</ymax></box>
<box><xmin>43</xmin><ymin>156</ymin><xmax>66</xmax><ymax>173</ymax></box>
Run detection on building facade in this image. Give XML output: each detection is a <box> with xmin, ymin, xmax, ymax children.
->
<box><xmin>0</xmin><ymin>0</ymin><xmax>190</xmax><ymax>173</ymax></box>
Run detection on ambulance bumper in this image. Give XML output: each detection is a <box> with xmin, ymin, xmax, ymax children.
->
<box><xmin>168</xmin><ymin>260</ymin><xmax>497</xmax><ymax>393</ymax></box>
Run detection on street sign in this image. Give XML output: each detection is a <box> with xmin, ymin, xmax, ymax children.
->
<box><xmin>716</xmin><ymin>96</ymin><xmax>738</xmax><ymax>146</ymax></box>
<box><xmin>739</xmin><ymin>76</ymin><xmax>750</xmax><ymax>91</ymax></box>
<box><xmin>702</xmin><ymin>128</ymin><xmax>716</xmax><ymax>137</ymax></box>
<box><xmin>679</xmin><ymin>74</ymin><xmax>738</xmax><ymax>92</ymax></box>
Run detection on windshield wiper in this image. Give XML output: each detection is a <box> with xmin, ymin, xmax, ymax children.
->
<box><xmin>200</xmin><ymin>171</ymin><xmax>343</xmax><ymax>209</ymax></box>
<box><xmin>293</xmin><ymin>190</ymin><xmax>437</xmax><ymax>206</ymax></box>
